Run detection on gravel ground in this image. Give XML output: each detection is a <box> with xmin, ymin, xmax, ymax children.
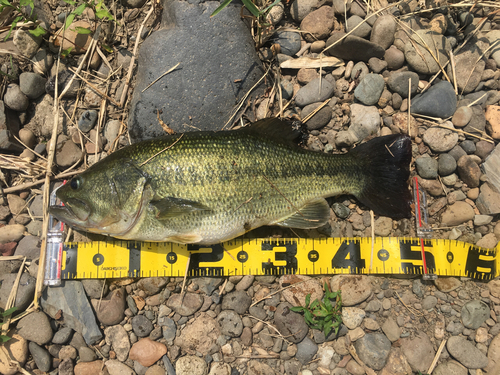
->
<box><xmin>0</xmin><ymin>0</ymin><xmax>500</xmax><ymax>374</ymax></box>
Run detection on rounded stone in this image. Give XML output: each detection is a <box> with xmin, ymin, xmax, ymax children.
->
<box><xmin>351</xmin><ymin>61</ymin><xmax>369</xmax><ymax>81</ymax></box>
<box><xmin>441</xmin><ymin>201</ymin><xmax>475</xmax><ymax>226</ymax></box>
<box><xmin>302</xmin><ymin>103</ymin><xmax>333</xmax><ymax>130</ymax></box>
<box><xmin>300</xmin><ymin>6</ymin><xmax>335</xmax><ymax>43</ymax></box>
<box><xmin>131</xmin><ymin>315</ymin><xmax>154</xmax><ymax>337</ymax></box>
<box><xmin>19</xmin><ymin>72</ymin><xmax>47</xmax><ymax>100</ymax></box>
<box><xmin>438</xmin><ymin>153</ymin><xmax>457</xmax><ymax>176</ymax></box>
<box><xmin>28</xmin><ymin>342</ymin><xmax>51</xmax><ymax>372</ymax></box>
<box><xmin>412</xmin><ymin>81</ymin><xmax>457</xmax><ymax>118</ymax></box>
<box><xmin>461</xmin><ymin>300</ymin><xmax>490</xmax><ymax>329</ymax></box>
<box><xmin>354</xmin><ymin>73</ymin><xmax>385</xmax><ymax>106</ymax></box>
<box><xmin>175</xmin><ymin>355</ymin><xmax>207</xmax><ymax>375</ymax></box>
<box><xmin>447</xmin><ymin>336</ymin><xmax>488</xmax><ymax>369</ymax></box>
<box><xmin>274</xmin><ymin>303</ymin><xmax>309</xmax><ymax>343</ymax></box>
<box><xmin>452</xmin><ymin>106</ymin><xmax>472</xmax><ymax>127</ymax></box>
<box><xmin>368</xmin><ymin>57</ymin><xmax>387</xmax><ymax>74</ymax></box>
<box><xmin>330</xmin><ymin>275</ymin><xmax>372</xmax><ymax>306</ymax></box>
<box><xmin>52</xmin><ymin>327</ymin><xmax>73</xmax><ymax>345</ymax></box>
<box><xmin>423</xmin><ymin>127</ymin><xmax>459</xmax><ymax>153</ymax></box>
<box><xmin>295</xmin><ymin>77</ymin><xmax>335</xmax><ymax>107</ymax></box>
<box><xmin>17</xmin><ymin>311</ymin><xmax>53</xmax><ymax>345</ymax></box>
<box><xmin>457</xmin><ymin>155</ymin><xmax>481</xmax><ymax>188</ymax></box>
<box><xmin>332</xmin><ymin>202</ymin><xmax>350</xmax><ymax>219</ymax></box>
<box><xmin>4</xmin><ymin>83</ymin><xmax>29</xmax><ymax>112</ymax></box>
<box><xmin>415</xmin><ymin>156</ymin><xmax>438</xmax><ymax>179</ymax></box>
<box><xmin>342</xmin><ymin>307</ymin><xmax>365</xmax><ymax>329</ymax></box>
<box><xmin>217</xmin><ymin>310</ymin><xmax>243</xmax><ymax>337</ymax></box>
<box><xmin>129</xmin><ymin>338</ymin><xmax>167</xmax><ymax>368</ymax></box>
<box><xmin>354</xmin><ymin>333</ymin><xmax>391</xmax><ymax>370</ymax></box>
<box><xmin>460</xmin><ymin>140</ymin><xmax>476</xmax><ymax>154</ymax></box>
<box><xmin>271</xmin><ymin>30</ymin><xmax>302</xmax><ymax>56</ymax></box>
<box><xmin>0</xmin><ymin>273</ymin><xmax>36</xmax><ymax>312</ymax></box>
<box><xmin>280</xmin><ymin>275</ymin><xmax>324</xmax><ymax>308</ymax></box>
<box><xmin>78</xmin><ymin>110</ymin><xmax>98</xmax><ymax>133</ymax></box>
<box><xmin>166</xmin><ymin>292</ymin><xmax>203</xmax><ymax>316</ymax></box>
<box><xmin>384</xmin><ymin>46</ymin><xmax>405</xmax><ymax>70</ymax></box>
<box><xmin>221</xmin><ymin>290</ymin><xmax>252</xmax><ymax>314</ymax></box>
<box><xmin>290</xmin><ymin>0</ymin><xmax>323</xmax><ymax>22</ymax></box>
<box><xmin>370</xmin><ymin>15</ymin><xmax>397</xmax><ymax>49</ymax></box>
<box><xmin>296</xmin><ymin>337</ymin><xmax>318</xmax><ymax>364</ymax></box>
<box><xmin>422</xmin><ymin>295</ymin><xmax>438</xmax><ymax>310</ymax></box>
<box><xmin>346</xmin><ymin>15</ymin><xmax>372</xmax><ymax>38</ymax></box>
<box><xmin>349</xmin><ymin>104</ymin><xmax>381</xmax><ymax>142</ymax></box>
<box><xmin>404</xmin><ymin>30</ymin><xmax>451</xmax><ymax>74</ymax></box>
<box><xmin>387</xmin><ymin>71</ymin><xmax>419</xmax><ymax>98</ymax></box>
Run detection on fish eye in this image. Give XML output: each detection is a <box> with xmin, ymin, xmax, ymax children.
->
<box><xmin>69</xmin><ymin>177</ymin><xmax>83</xmax><ymax>190</ymax></box>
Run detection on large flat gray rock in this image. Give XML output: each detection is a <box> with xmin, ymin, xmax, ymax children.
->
<box><xmin>128</xmin><ymin>0</ymin><xmax>265</xmax><ymax>141</ymax></box>
<box><xmin>41</xmin><ymin>281</ymin><xmax>102</xmax><ymax>345</ymax></box>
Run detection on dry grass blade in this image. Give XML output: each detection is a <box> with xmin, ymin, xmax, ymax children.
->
<box><xmin>120</xmin><ymin>2</ymin><xmax>155</xmax><ymax>107</ymax></box>
<box><xmin>449</xmin><ymin>50</ymin><xmax>458</xmax><ymax>95</ymax></box>
<box><xmin>222</xmin><ymin>64</ymin><xmax>272</xmax><ymax>130</ymax></box>
<box><xmin>139</xmin><ymin>134</ymin><xmax>184</xmax><ymax>167</ymax></box>
<box><xmin>427</xmin><ymin>339</ymin><xmax>447</xmax><ymax>374</ymax></box>
<box><xmin>142</xmin><ymin>62</ymin><xmax>181</xmax><ymax>93</ymax></box>
<box><xmin>459</xmin><ymin>39</ymin><xmax>500</xmax><ymax>95</ymax></box>
<box><xmin>13</xmin><ymin>135</ymin><xmax>48</xmax><ymax>162</ymax></box>
<box><xmin>395</xmin><ymin>18</ymin><xmax>451</xmax><ymax>83</ymax></box>
<box><xmin>434</xmin><ymin>122</ymin><xmax>494</xmax><ymax>144</ymax></box>
<box><xmin>1</xmin><ymin>169</ymin><xmax>83</xmax><ymax>195</ymax></box>
<box><xmin>395</xmin><ymin>291</ymin><xmax>424</xmax><ymax>316</ymax></box>
<box><xmin>0</xmin><ymin>154</ymin><xmax>45</xmax><ymax>178</ymax></box>
<box><xmin>466</xmin><ymin>92</ymin><xmax>488</xmax><ymax>108</ymax></box>
<box><xmin>246</xmin><ymin>314</ymin><xmax>292</xmax><ymax>344</ymax></box>
<box><xmin>250</xmin><ymin>278</ymin><xmax>309</xmax><ymax>307</ymax></box>
<box><xmin>1</xmin><ymin>257</ymin><xmax>27</xmax><ymax>334</ymax></box>
<box><xmin>68</xmin><ymin>68</ymin><xmax>121</xmax><ymax>107</ymax></box>
<box><xmin>301</xmin><ymin>98</ymin><xmax>330</xmax><ymax>123</ymax></box>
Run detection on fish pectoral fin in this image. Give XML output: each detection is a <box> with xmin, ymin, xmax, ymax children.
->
<box><xmin>150</xmin><ymin>197</ymin><xmax>211</xmax><ymax>219</ymax></box>
<box><xmin>273</xmin><ymin>198</ymin><xmax>330</xmax><ymax>229</ymax></box>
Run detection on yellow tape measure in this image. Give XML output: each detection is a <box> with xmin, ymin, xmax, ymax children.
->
<box><xmin>59</xmin><ymin>237</ymin><xmax>499</xmax><ymax>281</ymax></box>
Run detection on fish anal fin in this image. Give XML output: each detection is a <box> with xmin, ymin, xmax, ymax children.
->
<box><xmin>150</xmin><ymin>197</ymin><xmax>211</xmax><ymax>219</ymax></box>
<box><xmin>274</xmin><ymin>198</ymin><xmax>330</xmax><ymax>229</ymax></box>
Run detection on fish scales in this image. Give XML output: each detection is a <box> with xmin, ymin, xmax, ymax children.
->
<box><xmin>50</xmin><ymin>119</ymin><xmax>412</xmax><ymax>245</ymax></box>
<box><xmin>116</xmin><ymin>131</ymin><xmax>360</xmax><ymax>243</ymax></box>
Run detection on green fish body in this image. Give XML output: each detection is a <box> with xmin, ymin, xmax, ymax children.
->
<box><xmin>50</xmin><ymin>119</ymin><xmax>412</xmax><ymax>244</ymax></box>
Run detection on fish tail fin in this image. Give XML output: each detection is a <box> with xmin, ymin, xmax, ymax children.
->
<box><xmin>350</xmin><ymin>134</ymin><xmax>412</xmax><ymax>218</ymax></box>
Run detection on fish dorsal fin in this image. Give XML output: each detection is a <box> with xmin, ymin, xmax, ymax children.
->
<box><xmin>150</xmin><ymin>197</ymin><xmax>211</xmax><ymax>220</ymax></box>
<box><xmin>273</xmin><ymin>198</ymin><xmax>330</xmax><ymax>229</ymax></box>
<box><xmin>242</xmin><ymin>118</ymin><xmax>301</xmax><ymax>144</ymax></box>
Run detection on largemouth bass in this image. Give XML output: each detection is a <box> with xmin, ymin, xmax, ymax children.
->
<box><xmin>50</xmin><ymin>119</ymin><xmax>412</xmax><ymax>245</ymax></box>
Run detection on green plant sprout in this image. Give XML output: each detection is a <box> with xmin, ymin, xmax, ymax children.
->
<box><xmin>0</xmin><ymin>307</ymin><xmax>18</xmax><ymax>344</ymax></box>
<box><xmin>0</xmin><ymin>0</ymin><xmax>46</xmax><ymax>41</ymax></box>
<box><xmin>62</xmin><ymin>0</ymin><xmax>115</xmax><ymax>32</ymax></box>
<box><xmin>210</xmin><ymin>0</ymin><xmax>282</xmax><ymax>47</ymax></box>
<box><xmin>291</xmin><ymin>283</ymin><xmax>343</xmax><ymax>338</ymax></box>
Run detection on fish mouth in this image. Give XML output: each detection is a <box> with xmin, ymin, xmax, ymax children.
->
<box><xmin>49</xmin><ymin>198</ymin><xmax>91</xmax><ymax>227</ymax></box>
